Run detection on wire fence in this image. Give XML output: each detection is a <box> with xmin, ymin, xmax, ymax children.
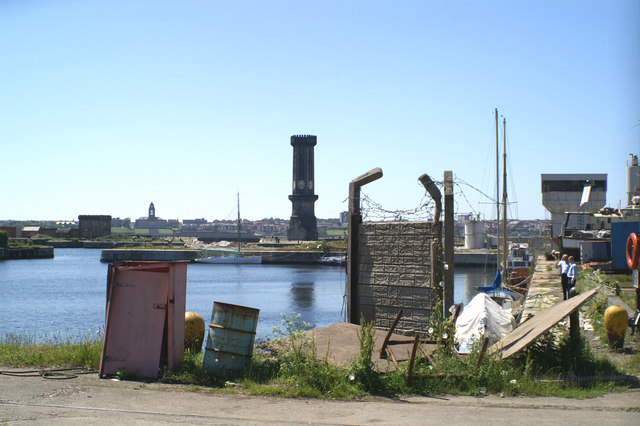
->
<box><xmin>358</xmin><ymin>175</ymin><xmax>501</xmax><ymax>223</ymax></box>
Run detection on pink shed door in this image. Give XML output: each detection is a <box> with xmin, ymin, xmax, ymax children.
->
<box><xmin>166</xmin><ymin>262</ymin><xmax>187</xmax><ymax>371</ymax></box>
<box><xmin>100</xmin><ymin>269</ymin><xmax>169</xmax><ymax>378</ymax></box>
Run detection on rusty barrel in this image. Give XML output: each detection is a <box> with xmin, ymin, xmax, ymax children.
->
<box><xmin>203</xmin><ymin>302</ymin><xmax>260</xmax><ymax>374</ymax></box>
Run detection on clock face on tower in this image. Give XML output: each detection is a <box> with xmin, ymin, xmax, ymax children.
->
<box><xmin>297</xmin><ymin>179</ymin><xmax>305</xmax><ymax>190</ymax></box>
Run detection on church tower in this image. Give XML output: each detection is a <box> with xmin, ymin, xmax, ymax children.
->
<box><xmin>288</xmin><ymin>135</ymin><xmax>318</xmax><ymax>241</ymax></box>
<box><xmin>148</xmin><ymin>202</ymin><xmax>156</xmax><ymax>220</ymax></box>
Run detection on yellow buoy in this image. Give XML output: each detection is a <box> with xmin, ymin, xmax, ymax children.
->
<box><xmin>604</xmin><ymin>305</ymin><xmax>628</xmax><ymax>349</ymax></box>
<box><xmin>184</xmin><ymin>312</ymin><xmax>205</xmax><ymax>352</ymax></box>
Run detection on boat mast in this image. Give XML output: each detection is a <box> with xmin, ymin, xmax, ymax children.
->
<box><xmin>237</xmin><ymin>193</ymin><xmax>241</xmax><ymax>253</ymax></box>
<box><xmin>495</xmin><ymin>108</ymin><xmax>500</xmax><ymax>273</ymax></box>
<box><xmin>502</xmin><ymin>118</ymin><xmax>508</xmax><ymax>283</ymax></box>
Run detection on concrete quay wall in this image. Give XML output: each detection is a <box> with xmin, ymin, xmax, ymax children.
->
<box><xmin>100</xmin><ymin>248</ymin><xmax>342</xmax><ymax>265</ymax></box>
<box><xmin>454</xmin><ymin>249</ymin><xmax>497</xmax><ymax>266</ymax></box>
<box><xmin>35</xmin><ymin>240</ymin><xmax>187</xmax><ymax>249</ymax></box>
<box><xmin>0</xmin><ymin>247</ymin><xmax>54</xmax><ymax>260</ymax></box>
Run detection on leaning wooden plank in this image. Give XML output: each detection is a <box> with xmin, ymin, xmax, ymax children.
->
<box><xmin>489</xmin><ymin>288</ymin><xmax>599</xmax><ymax>359</ymax></box>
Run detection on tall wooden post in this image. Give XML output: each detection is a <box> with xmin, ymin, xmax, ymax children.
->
<box><xmin>569</xmin><ymin>287</ymin><xmax>580</xmax><ymax>342</ymax></box>
<box><xmin>347</xmin><ymin>168</ymin><xmax>383</xmax><ymax>324</ymax></box>
<box><xmin>443</xmin><ymin>171</ymin><xmax>454</xmax><ymax>316</ymax></box>
<box><xmin>419</xmin><ymin>173</ymin><xmax>444</xmax><ymax>319</ymax></box>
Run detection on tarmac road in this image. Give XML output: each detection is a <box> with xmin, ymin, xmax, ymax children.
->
<box><xmin>1</xmin><ymin>369</ymin><xmax>639</xmax><ymax>425</ymax></box>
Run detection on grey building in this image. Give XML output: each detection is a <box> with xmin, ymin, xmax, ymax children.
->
<box><xmin>79</xmin><ymin>215</ymin><xmax>112</xmax><ymax>239</ymax></box>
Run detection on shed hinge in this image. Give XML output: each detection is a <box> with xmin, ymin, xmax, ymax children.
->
<box><xmin>153</xmin><ymin>303</ymin><xmax>167</xmax><ymax>310</ymax></box>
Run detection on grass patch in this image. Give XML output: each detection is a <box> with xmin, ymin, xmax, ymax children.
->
<box><xmin>0</xmin><ymin>333</ymin><xmax>102</xmax><ymax>368</ymax></box>
<box><xmin>1</xmin><ymin>309</ymin><xmax>633</xmax><ymax>401</ymax></box>
<box><xmin>158</xmin><ymin>313</ymin><xmax>627</xmax><ymax>400</ymax></box>
<box><xmin>575</xmin><ymin>270</ymin><xmax>640</xmax><ymax>377</ymax></box>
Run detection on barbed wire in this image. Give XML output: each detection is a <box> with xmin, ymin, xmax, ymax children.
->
<box><xmin>360</xmin><ymin>180</ymin><xmax>442</xmax><ymax>222</ymax></box>
<box><xmin>354</xmin><ymin>175</ymin><xmax>511</xmax><ymax>223</ymax></box>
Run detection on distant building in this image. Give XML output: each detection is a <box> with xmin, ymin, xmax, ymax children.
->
<box><xmin>56</xmin><ymin>228</ymin><xmax>80</xmax><ymax>238</ymax></box>
<box><xmin>21</xmin><ymin>226</ymin><xmax>40</xmax><ymax>238</ymax></box>
<box><xmin>0</xmin><ymin>227</ymin><xmax>17</xmax><ymax>238</ymax></box>
<box><xmin>135</xmin><ymin>202</ymin><xmax>170</xmax><ymax>230</ymax></box>
<box><xmin>39</xmin><ymin>228</ymin><xmax>59</xmax><ymax>237</ymax></box>
<box><xmin>79</xmin><ymin>215</ymin><xmax>112</xmax><ymax>239</ymax></box>
<box><xmin>255</xmin><ymin>222</ymin><xmax>278</xmax><ymax>233</ymax></box>
<box><xmin>339</xmin><ymin>211</ymin><xmax>348</xmax><ymax>226</ymax></box>
<box><xmin>220</xmin><ymin>223</ymin><xmax>239</xmax><ymax>231</ymax></box>
<box><xmin>111</xmin><ymin>217</ymin><xmax>131</xmax><ymax>229</ymax></box>
<box><xmin>541</xmin><ymin>174</ymin><xmax>607</xmax><ymax>243</ymax></box>
<box><xmin>183</xmin><ymin>218</ymin><xmax>208</xmax><ymax>226</ymax></box>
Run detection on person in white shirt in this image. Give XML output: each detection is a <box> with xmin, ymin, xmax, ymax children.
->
<box><xmin>555</xmin><ymin>254</ymin><xmax>569</xmax><ymax>300</ymax></box>
<box><xmin>566</xmin><ymin>256</ymin><xmax>577</xmax><ymax>298</ymax></box>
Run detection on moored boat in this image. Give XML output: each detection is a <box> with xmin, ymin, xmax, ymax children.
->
<box><xmin>195</xmin><ymin>193</ymin><xmax>262</xmax><ymax>265</ymax></box>
<box><xmin>506</xmin><ymin>242</ymin><xmax>532</xmax><ymax>285</ymax></box>
<box><xmin>319</xmin><ymin>255</ymin><xmax>346</xmax><ymax>266</ymax></box>
<box><xmin>476</xmin><ymin>110</ymin><xmax>532</xmax><ymax>321</ymax></box>
<box><xmin>196</xmin><ymin>254</ymin><xmax>262</xmax><ymax>264</ymax></box>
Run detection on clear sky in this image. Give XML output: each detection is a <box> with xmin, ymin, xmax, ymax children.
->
<box><xmin>1</xmin><ymin>1</ymin><xmax>638</xmax><ymax>222</ymax></box>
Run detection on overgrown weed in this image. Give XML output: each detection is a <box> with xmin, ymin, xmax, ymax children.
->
<box><xmin>0</xmin><ymin>332</ymin><xmax>101</xmax><ymax>368</ymax></box>
<box><xmin>1</xmin><ymin>306</ymin><xmax>631</xmax><ymax>400</ymax></box>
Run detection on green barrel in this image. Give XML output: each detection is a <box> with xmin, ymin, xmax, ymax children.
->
<box><xmin>203</xmin><ymin>302</ymin><xmax>260</xmax><ymax>374</ymax></box>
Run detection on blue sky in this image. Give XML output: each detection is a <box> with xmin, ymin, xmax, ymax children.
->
<box><xmin>1</xmin><ymin>1</ymin><xmax>638</xmax><ymax>222</ymax></box>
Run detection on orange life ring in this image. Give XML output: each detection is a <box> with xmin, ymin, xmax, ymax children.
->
<box><xmin>626</xmin><ymin>233</ymin><xmax>640</xmax><ymax>270</ymax></box>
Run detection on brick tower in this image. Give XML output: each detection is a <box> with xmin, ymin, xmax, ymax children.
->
<box><xmin>288</xmin><ymin>135</ymin><xmax>318</xmax><ymax>241</ymax></box>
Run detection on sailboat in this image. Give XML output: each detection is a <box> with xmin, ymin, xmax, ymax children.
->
<box><xmin>195</xmin><ymin>194</ymin><xmax>263</xmax><ymax>264</ymax></box>
<box><xmin>477</xmin><ymin>109</ymin><xmax>532</xmax><ymax>315</ymax></box>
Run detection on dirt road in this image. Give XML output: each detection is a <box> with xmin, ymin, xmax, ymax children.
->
<box><xmin>1</xmin><ymin>369</ymin><xmax>639</xmax><ymax>425</ymax></box>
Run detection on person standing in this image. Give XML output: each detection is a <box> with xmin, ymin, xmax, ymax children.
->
<box><xmin>555</xmin><ymin>254</ymin><xmax>569</xmax><ymax>300</ymax></box>
<box><xmin>566</xmin><ymin>256</ymin><xmax>577</xmax><ymax>298</ymax></box>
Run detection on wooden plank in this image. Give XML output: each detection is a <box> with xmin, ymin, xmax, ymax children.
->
<box><xmin>490</xmin><ymin>287</ymin><xmax>599</xmax><ymax>359</ymax></box>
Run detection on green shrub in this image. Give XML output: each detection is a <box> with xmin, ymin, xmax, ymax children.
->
<box><xmin>515</xmin><ymin>329</ymin><xmax>621</xmax><ymax>378</ymax></box>
<box><xmin>0</xmin><ymin>230</ymin><xmax>9</xmax><ymax>248</ymax></box>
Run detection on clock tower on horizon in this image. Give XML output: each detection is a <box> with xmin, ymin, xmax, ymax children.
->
<box><xmin>288</xmin><ymin>134</ymin><xmax>318</xmax><ymax>241</ymax></box>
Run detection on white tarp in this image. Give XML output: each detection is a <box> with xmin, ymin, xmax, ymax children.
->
<box><xmin>454</xmin><ymin>293</ymin><xmax>517</xmax><ymax>353</ymax></box>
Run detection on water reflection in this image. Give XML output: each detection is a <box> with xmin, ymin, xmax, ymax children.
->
<box><xmin>454</xmin><ymin>266</ymin><xmax>496</xmax><ymax>305</ymax></box>
<box><xmin>290</xmin><ymin>281</ymin><xmax>315</xmax><ymax>310</ymax></box>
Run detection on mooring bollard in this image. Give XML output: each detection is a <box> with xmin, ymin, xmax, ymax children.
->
<box><xmin>605</xmin><ymin>305</ymin><xmax>628</xmax><ymax>349</ymax></box>
<box><xmin>185</xmin><ymin>312</ymin><xmax>205</xmax><ymax>352</ymax></box>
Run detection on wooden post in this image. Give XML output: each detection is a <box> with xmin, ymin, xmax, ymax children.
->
<box><xmin>347</xmin><ymin>168</ymin><xmax>383</xmax><ymax>324</ymax></box>
<box><xmin>379</xmin><ymin>310</ymin><xmax>403</xmax><ymax>358</ymax></box>
<box><xmin>443</xmin><ymin>171</ymin><xmax>454</xmax><ymax>316</ymax></box>
<box><xmin>569</xmin><ymin>287</ymin><xmax>580</xmax><ymax>342</ymax></box>
<box><xmin>418</xmin><ymin>174</ymin><xmax>442</xmax><ymax>225</ymax></box>
<box><xmin>406</xmin><ymin>333</ymin><xmax>421</xmax><ymax>386</ymax></box>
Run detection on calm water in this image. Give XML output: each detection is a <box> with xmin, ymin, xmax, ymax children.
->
<box><xmin>0</xmin><ymin>249</ymin><xmax>491</xmax><ymax>341</ymax></box>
